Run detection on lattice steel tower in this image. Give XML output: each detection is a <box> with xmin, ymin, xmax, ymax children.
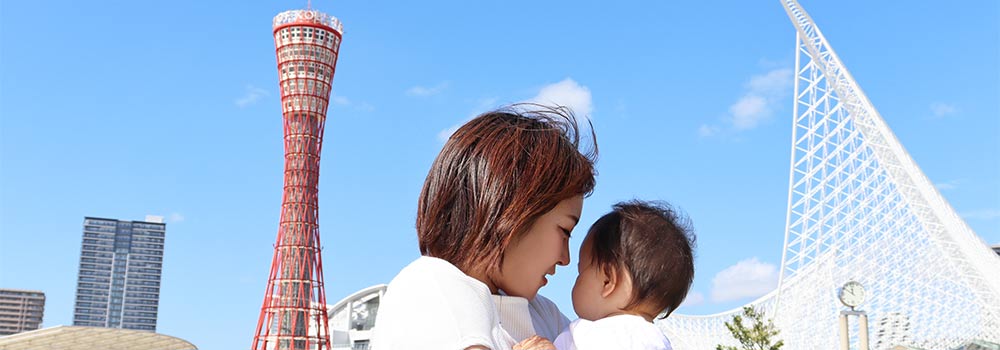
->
<box><xmin>659</xmin><ymin>0</ymin><xmax>1000</xmax><ymax>349</ymax></box>
<box><xmin>252</xmin><ymin>8</ymin><xmax>343</xmax><ymax>350</ymax></box>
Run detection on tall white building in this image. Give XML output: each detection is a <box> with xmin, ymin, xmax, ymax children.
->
<box><xmin>73</xmin><ymin>216</ymin><xmax>166</xmax><ymax>331</ymax></box>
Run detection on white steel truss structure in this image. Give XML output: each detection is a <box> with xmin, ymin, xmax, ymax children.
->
<box><xmin>658</xmin><ymin>1</ymin><xmax>1000</xmax><ymax>349</ymax></box>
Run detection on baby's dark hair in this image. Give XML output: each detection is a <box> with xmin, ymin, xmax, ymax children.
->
<box><xmin>586</xmin><ymin>200</ymin><xmax>696</xmax><ymax>318</ymax></box>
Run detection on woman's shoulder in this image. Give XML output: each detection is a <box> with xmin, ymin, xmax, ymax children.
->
<box><xmin>379</xmin><ymin>256</ymin><xmax>501</xmax><ymax>323</ymax></box>
<box><xmin>387</xmin><ymin>256</ymin><xmax>492</xmax><ymax>298</ymax></box>
<box><xmin>374</xmin><ymin>256</ymin><xmax>511</xmax><ymax>349</ymax></box>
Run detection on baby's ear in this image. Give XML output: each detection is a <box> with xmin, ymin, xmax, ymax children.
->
<box><xmin>600</xmin><ymin>264</ymin><xmax>620</xmax><ymax>298</ymax></box>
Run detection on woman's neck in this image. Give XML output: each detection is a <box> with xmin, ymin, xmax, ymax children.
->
<box><xmin>464</xmin><ymin>268</ymin><xmax>500</xmax><ymax>294</ymax></box>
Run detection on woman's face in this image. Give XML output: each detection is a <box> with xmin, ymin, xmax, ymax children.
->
<box><xmin>497</xmin><ymin>195</ymin><xmax>583</xmax><ymax>300</ymax></box>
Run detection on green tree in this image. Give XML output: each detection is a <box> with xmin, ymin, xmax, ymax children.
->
<box><xmin>716</xmin><ymin>306</ymin><xmax>785</xmax><ymax>350</ymax></box>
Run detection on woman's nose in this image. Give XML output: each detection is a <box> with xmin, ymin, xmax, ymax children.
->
<box><xmin>558</xmin><ymin>242</ymin><xmax>570</xmax><ymax>266</ymax></box>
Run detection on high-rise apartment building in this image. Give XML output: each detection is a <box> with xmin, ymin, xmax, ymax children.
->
<box><xmin>0</xmin><ymin>289</ymin><xmax>45</xmax><ymax>335</ymax></box>
<box><xmin>73</xmin><ymin>216</ymin><xmax>165</xmax><ymax>331</ymax></box>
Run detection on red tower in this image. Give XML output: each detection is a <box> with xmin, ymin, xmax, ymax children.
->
<box><xmin>253</xmin><ymin>8</ymin><xmax>343</xmax><ymax>350</ymax></box>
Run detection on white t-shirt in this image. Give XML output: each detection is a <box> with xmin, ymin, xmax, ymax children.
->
<box><xmin>371</xmin><ymin>256</ymin><xmax>517</xmax><ymax>350</ymax></box>
<box><xmin>552</xmin><ymin>315</ymin><xmax>673</xmax><ymax>350</ymax></box>
<box><xmin>372</xmin><ymin>256</ymin><xmax>569</xmax><ymax>350</ymax></box>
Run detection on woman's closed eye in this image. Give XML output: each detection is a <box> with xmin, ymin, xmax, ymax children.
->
<box><xmin>560</xmin><ymin>227</ymin><xmax>572</xmax><ymax>238</ymax></box>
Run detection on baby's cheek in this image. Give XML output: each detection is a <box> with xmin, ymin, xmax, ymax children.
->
<box><xmin>570</xmin><ymin>279</ymin><xmax>589</xmax><ymax>318</ymax></box>
<box><xmin>572</xmin><ymin>284</ymin><xmax>583</xmax><ymax>315</ymax></box>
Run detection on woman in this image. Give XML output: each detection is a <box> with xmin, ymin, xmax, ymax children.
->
<box><xmin>372</xmin><ymin>105</ymin><xmax>598</xmax><ymax>350</ymax></box>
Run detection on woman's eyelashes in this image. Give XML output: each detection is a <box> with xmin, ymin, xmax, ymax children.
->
<box><xmin>560</xmin><ymin>227</ymin><xmax>572</xmax><ymax>238</ymax></box>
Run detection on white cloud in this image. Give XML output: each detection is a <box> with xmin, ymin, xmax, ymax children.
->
<box><xmin>331</xmin><ymin>95</ymin><xmax>351</xmax><ymax>106</ymax></box>
<box><xmin>235</xmin><ymin>86</ymin><xmax>268</xmax><ymax>108</ymax></box>
<box><xmin>168</xmin><ymin>213</ymin><xmax>185</xmax><ymax>223</ymax></box>
<box><xmin>935</xmin><ymin>180</ymin><xmax>961</xmax><ymax>191</ymax></box>
<box><xmin>437</xmin><ymin>97</ymin><xmax>499</xmax><ymax>142</ymax></box>
<box><xmin>710</xmin><ymin>257</ymin><xmax>779</xmax><ymax>302</ymax></box>
<box><xmin>729</xmin><ymin>68</ymin><xmax>792</xmax><ymax>130</ymax></box>
<box><xmin>527</xmin><ymin>78</ymin><xmax>593</xmax><ymax>118</ymax></box>
<box><xmin>698</xmin><ymin>124</ymin><xmax>720</xmax><ymax>137</ymax></box>
<box><xmin>930</xmin><ymin>102</ymin><xmax>958</xmax><ymax>118</ymax></box>
<box><xmin>680</xmin><ymin>291</ymin><xmax>705</xmax><ymax>307</ymax></box>
<box><xmin>406</xmin><ymin>82</ymin><xmax>450</xmax><ymax>97</ymax></box>
<box><xmin>702</xmin><ymin>67</ymin><xmax>793</xmax><ymax>136</ymax></box>
<box><xmin>730</xmin><ymin>95</ymin><xmax>770</xmax><ymax>130</ymax></box>
<box><xmin>435</xmin><ymin>79</ymin><xmax>593</xmax><ymax>143</ymax></box>
<box><xmin>961</xmin><ymin>209</ymin><xmax>1000</xmax><ymax>220</ymax></box>
<box><xmin>476</xmin><ymin>97</ymin><xmax>500</xmax><ymax>110</ymax></box>
<box><xmin>329</xmin><ymin>94</ymin><xmax>374</xmax><ymax>113</ymax></box>
<box><xmin>437</xmin><ymin>124</ymin><xmax>462</xmax><ymax>143</ymax></box>
<box><xmin>747</xmin><ymin>68</ymin><xmax>794</xmax><ymax>96</ymax></box>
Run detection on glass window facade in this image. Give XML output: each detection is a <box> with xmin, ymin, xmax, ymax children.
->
<box><xmin>72</xmin><ymin>217</ymin><xmax>165</xmax><ymax>332</ymax></box>
<box><xmin>0</xmin><ymin>289</ymin><xmax>45</xmax><ymax>336</ymax></box>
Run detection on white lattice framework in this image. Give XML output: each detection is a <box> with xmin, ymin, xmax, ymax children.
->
<box><xmin>658</xmin><ymin>1</ymin><xmax>1000</xmax><ymax>349</ymax></box>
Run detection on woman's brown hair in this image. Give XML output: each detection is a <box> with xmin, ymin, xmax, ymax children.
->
<box><xmin>416</xmin><ymin>104</ymin><xmax>598</xmax><ymax>278</ymax></box>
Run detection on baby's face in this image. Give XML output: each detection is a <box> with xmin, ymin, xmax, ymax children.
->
<box><xmin>570</xmin><ymin>234</ymin><xmax>606</xmax><ymax>320</ymax></box>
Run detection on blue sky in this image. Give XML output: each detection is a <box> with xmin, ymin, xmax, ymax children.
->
<box><xmin>1</xmin><ymin>1</ymin><xmax>997</xmax><ymax>349</ymax></box>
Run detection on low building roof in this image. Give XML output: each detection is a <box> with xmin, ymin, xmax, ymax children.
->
<box><xmin>0</xmin><ymin>325</ymin><xmax>197</xmax><ymax>350</ymax></box>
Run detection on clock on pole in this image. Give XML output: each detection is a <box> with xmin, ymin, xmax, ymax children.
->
<box><xmin>838</xmin><ymin>281</ymin><xmax>866</xmax><ymax>309</ymax></box>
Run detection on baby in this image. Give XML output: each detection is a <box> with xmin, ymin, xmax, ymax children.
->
<box><xmin>553</xmin><ymin>200</ymin><xmax>696</xmax><ymax>350</ymax></box>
